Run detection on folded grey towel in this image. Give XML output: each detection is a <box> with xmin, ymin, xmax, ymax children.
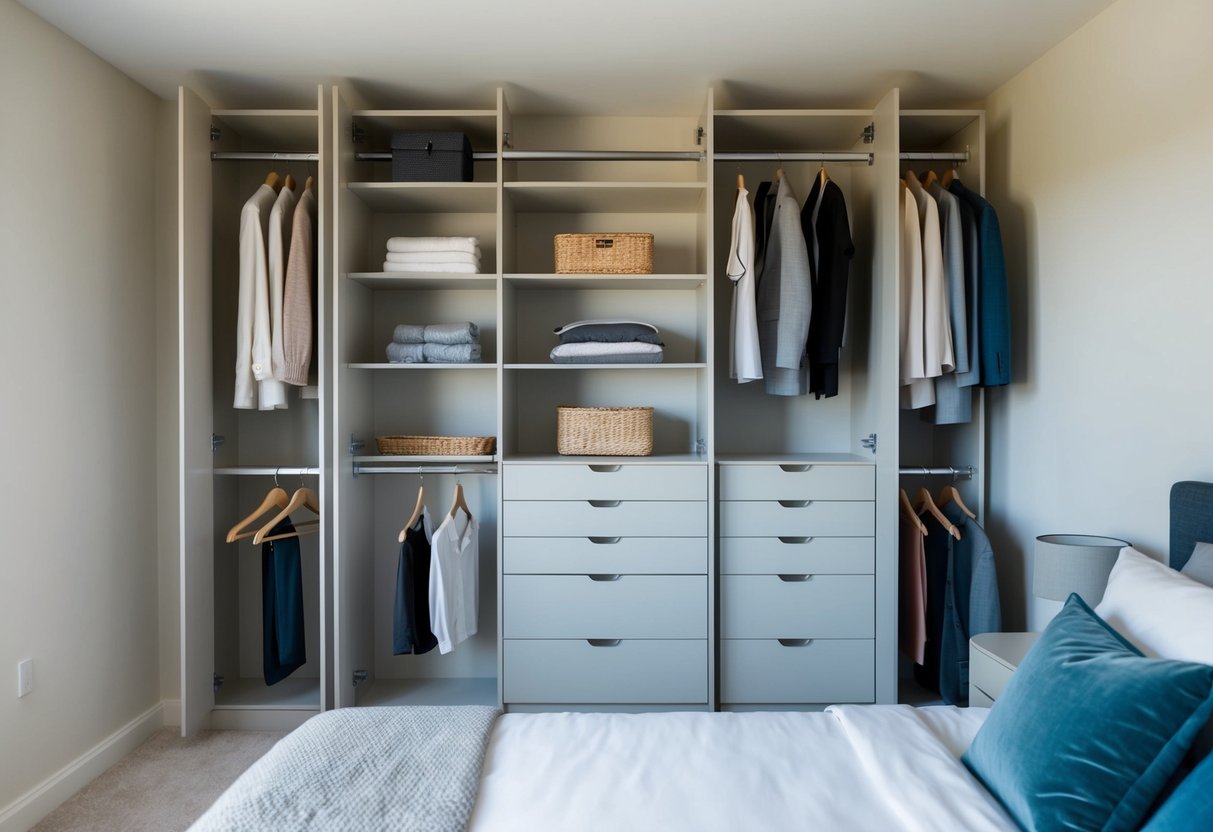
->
<box><xmin>423</xmin><ymin>342</ymin><xmax>482</xmax><ymax>363</ymax></box>
<box><xmin>550</xmin><ymin>342</ymin><xmax>664</xmax><ymax>364</ymax></box>
<box><xmin>424</xmin><ymin>322</ymin><xmax>480</xmax><ymax>345</ymax></box>
<box><xmin>550</xmin><ymin>350</ymin><xmax>664</xmax><ymax>365</ymax></box>
<box><xmin>386</xmin><ymin>342</ymin><xmax>425</xmax><ymax>363</ymax></box>
<box><xmin>393</xmin><ymin>324</ymin><xmax>426</xmax><ymax>344</ymax></box>
<box><xmin>555</xmin><ymin>321</ymin><xmax>664</xmax><ymax>346</ymax></box>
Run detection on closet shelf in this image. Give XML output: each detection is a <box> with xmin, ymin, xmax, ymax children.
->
<box><xmin>505</xmin><ymin>274</ymin><xmax>706</xmax><ymax>290</ymax></box>
<box><xmin>353</xmin><ymin>677</ymin><xmax>497</xmax><ymax>707</ymax></box>
<box><xmin>503</xmin><ymin>181</ymin><xmax>707</xmax><ymax>213</ymax></box>
<box><xmin>354</xmin><ymin>455</ymin><xmax>497</xmax><ymax>464</ymax></box>
<box><xmin>213</xmin><ymin>677</ymin><xmax>321</xmax><ymax>711</ymax></box>
<box><xmin>211</xmin><ymin>109</ymin><xmax>320</xmax><ymax>152</ymax></box>
<box><xmin>347</xmin><ymin>273</ymin><xmax>498</xmax><ymax>290</ymax></box>
<box><xmin>346</xmin><ymin>362</ymin><xmax>495</xmax><ymax>370</ymax></box>
<box><xmin>504</xmin><ymin>363</ymin><xmax>707</xmax><ymax>370</ymax></box>
<box><xmin>712</xmin><ymin>109</ymin><xmax>874</xmax><ymax>152</ymax></box>
<box><xmin>347</xmin><ymin>182</ymin><xmax>497</xmax><ymax>212</ymax></box>
<box><xmin>350</xmin><ymin>109</ymin><xmax>498</xmax><ymax>149</ymax></box>
<box><xmin>215</xmin><ymin>466</ymin><xmax>321</xmax><ymax>476</ymax></box>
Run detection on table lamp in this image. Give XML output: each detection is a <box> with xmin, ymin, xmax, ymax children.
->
<box><xmin>1033</xmin><ymin>534</ymin><xmax>1130</xmax><ymax>606</ymax></box>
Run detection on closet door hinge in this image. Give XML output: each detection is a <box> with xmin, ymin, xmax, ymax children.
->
<box><xmin>213</xmin><ymin>673</ymin><xmax>224</xmax><ymax>692</ymax></box>
<box><xmin>210</xmin><ymin>125</ymin><xmax>221</xmax><ymax>142</ymax></box>
<box><xmin>352</xmin><ymin>124</ymin><xmax>365</xmax><ymax>145</ymax></box>
<box><xmin>862</xmin><ymin>123</ymin><xmax>875</xmax><ymax>144</ymax></box>
<box><xmin>353</xmin><ymin>670</ymin><xmax>368</xmax><ymax>687</ymax></box>
<box><xmin>695</xmin><ymin>438</ymin><xmax>706</xmax><ymax>456</ymax></box>
<box><xmin>861</xmin><ymin>433</ymin><xmax>877</xmax><ymax>454</ymax></box>
<box><xmin>696</xmin><ymin>126</ymin><xmax>705</xmax><ymax>146</ymax></box>
<box><xmin>349</xmin><ymin>434</ymin><xmax>365</xmax><ymax>454</ymax></box>
<box><xmin>211</xmin><ymin>433</ymin><xmax>226</xmax><ymax>452</ymax></box>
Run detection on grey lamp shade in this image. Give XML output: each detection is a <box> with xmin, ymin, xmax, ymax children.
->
<box><xmin>1033</xmin><ymin>534</ymin><xmax>1130</xmax><ymax>605</ymax></box>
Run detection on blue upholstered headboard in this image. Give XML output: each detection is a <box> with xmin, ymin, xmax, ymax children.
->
<box><xmin>1170</xmin><ymin>481</ymin><xmax>1213</xmax><ymax>570</ymax></box>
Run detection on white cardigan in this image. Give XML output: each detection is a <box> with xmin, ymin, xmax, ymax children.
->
<box><xmin>233</xmin><ymin>184</ymin><xmax>278</xmax><ymax>410</ymax></box>
<box><xmin>727</xmin><ymin>187</ymin><xmax>762</xmax><ymax>383</ymax></box>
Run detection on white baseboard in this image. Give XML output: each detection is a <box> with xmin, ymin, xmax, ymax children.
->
<box><xmin>0</xmin><ymin>701</ymin><xmax>164</xmax><ymax>832</ymax></box>
<box><xmin>161</xmin><ymin>699</ymin><xmax>181</xmax><ymax>728</ymax></box>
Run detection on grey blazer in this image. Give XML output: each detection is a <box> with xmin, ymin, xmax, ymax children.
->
<box><xmin>756</xmin><ymin>177</ymin><xmax>812</xmax><ymax>396</ymax></box>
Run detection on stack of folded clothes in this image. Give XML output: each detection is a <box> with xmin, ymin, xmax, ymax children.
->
<box><xmin>550</xmin><ymin>319</ymin><xmax>665</xmax><ymax>364</ymax></box>
<box><xmin>386</xmin><ymin>322</ymin><xmax>482</xmax><ymax>363</ymax></box>
<box><xmin>382</xmin><ymin>236</ymin><xmax>482</xmax><ymax>274</ymax></box>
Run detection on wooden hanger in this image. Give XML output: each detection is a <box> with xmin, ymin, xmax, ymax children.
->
<box><xmin>937</xmin><ymin>485</ymin><xmax>977</xmax><ymax>520</ymax></box>
<box><xmin>942</xmin><ymin>167</ymin><xmax>957</xmax><ymax>187</ymax></box>
<box><xmin>773</xmin><ymin>167</ymin><xmax>783</xmax><ymax>183</ymax></box>
<box><xmin>448</xmin><ymin>483</ymin><xmax>472</xmax><ymax>522</ymax></box>
<box><xmin>900</xmin><ymin>489</ymin><xmax>928</xmax><ymax>536</ymax></box>
<box><xmin>304</xmin><ymin>175</ymin><xmax>314</xmax><ymax>192</ymax></box>
<box><xmin>915</xmin><ymin>487</ymin><xmax>961</xmax><ymax>541</ymax></box>
<box><xmin>818</xmin><ymin>163</ymin><xmax>829</xmax><ymax>189</ymax></box>
<box><xmin>922</xmin><ymin>169</ymin><xmax>939</xmax><ymax>189</ymax></box>
<box><xmin>283</xmin><ymin>173</ymin><xmax>296</xmax><ymax>192</ymax></box>
<box><xmin>253</xmin><ymin>484</ymin><xmax>320</xmax><ymax>545</ymax></box>
<box><xmin>399</xmin><ymin>485</ymin><xmax>426</xmax><ymax>543</ymax></box>
<box><xmin>264</xmin><ymin>171</ymin><xmax>281</xmax><ymax>192</ymax></box>
<box><xmin>736</xmin><ymin>173</ymin><xmax>745</xmax><ymax>190</ymax></box>
<box><xmin>226</xmin><ymin>484</ymin><xmax>289</xmax><ymax>543</ymax></box>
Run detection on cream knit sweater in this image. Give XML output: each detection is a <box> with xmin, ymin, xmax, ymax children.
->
<box><xmin>280</xmin><ymin>187</ymin><xmax>316</xmax><ymax>386</ymax></box>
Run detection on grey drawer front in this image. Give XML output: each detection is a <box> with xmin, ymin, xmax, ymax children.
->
<box><xmin>504</xmin><ymin>500</ymin><xmax>706</xmax><ymax>537</ymax></box>
<box><xmin>719</xmin><ymin>464</ymin><xmax>874</xmax><ymax>501</ymax></box>
<box><xmin>504</xmin><ymin>537</ymin><xmax>708</xmax><ymax>574</ymax></box>
<box><xmin>720</xmin><ymin>575</ymin><xmax>874</xmax><ymax>638</ymax></box>
<box><xmin>718</xmin><ymin>500</ymin><xmax>873</xmax><ymax>537</ymax></box>
<box><xmin>719</xmin><ymin>537</ymin><xmax>874</xmax><ymax>575</ymax></box>
<box><xmin>720</xmin><ymin>639</ymin><xmax>875</xmax><ymax>703</ymax></box>
<box><xmin>504</xmin><ymin>464</ymin><xmax>707</xmax><ymax>501</ymax></box>
<box><xmin>504</xmin><ymin>639</ymin><xmax>708</xmax><ymax>704</ymax></box>
<box><xmin>504</xmin><ymin>575</ymin><xmax>707</xmax><ymax>638</ymax></box>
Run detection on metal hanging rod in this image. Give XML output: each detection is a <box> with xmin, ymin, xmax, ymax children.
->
<box><xmin>898</xmin><ymin>465</ymin><xmax>976</xmax><ymax>480</ymax></box>
<box><xmin>215</xmin><ymin>466</ymin><xmax>321</xmax><ymax>476</ymax></box>
<box><xmin>211</xmin><ymin>152</ymin><xmax>319</xmax><ymax>162</ymax></box>
<box><xmin>715</xmin><ymin>151</ymin><xmax>873</xmax><ymax>164</ymax></box>
<box><xmin>900</xmin><ymin>150</ymin><xmax>970</xmax><ymax>162</ymax></box>
<box><xmin>354</xmin><ymin>464</ymin><xmax>498</xmax><ymax>477</ymax></box>
<box><xmin>505</xmin><ymin>150</ymin><xmax>704</xmax><ymax>161</ymax></box>
<box><xmin>355</xmin><ymin>151</ymin><xmax>499</xmax><ymax>162</ymax></box>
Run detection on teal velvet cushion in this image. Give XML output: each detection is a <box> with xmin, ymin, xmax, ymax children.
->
<box><xmin>962</xmin><ymin>594</ymin><xmax>1213</xmax><ymax>832</ymax></box>
<box><xmin>1144</xmin><ymin>749</ymin><xmax>1213</xmax><ymax>830</ymax></box>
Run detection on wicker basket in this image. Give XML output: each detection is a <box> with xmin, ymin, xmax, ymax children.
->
<box><xmin>556</xmin><ymin>406</ymin><xmax>653</xmax><ymax>456</ymax></box>
<box><xmin>554</xmin><ymin>233</ymin><xmax>654</xmax><ymax>274</ymax></box>
<box><xmin>375</xmin><ymin>435</ymin><xmax>496</xmax><ymax>456</ymax></box>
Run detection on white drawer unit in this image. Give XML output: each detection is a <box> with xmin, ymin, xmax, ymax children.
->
<box><xmin>503</xmin><ymin>537</ymin><xmax>708</xmax><ymax>574</ymax></box>
<box><xmin>503</xmin><ymin>575</ymin><xmax>708</xmax><ymax>639</ymax></box>
<box><xmin>720</xmin><ymin>575</ymin><xmax>874</xmax><ymax>639</ymax></box>
<box><xmin>719</xmin><ymin>464</ymin><xmax>875</xmax><ymax>501</ymax></box>
<box><xmin>718</xmin><ymin>500</ymin><xmax>874</xmax><ymax>537</ymax></box>
<box><xmin>504</xmin><ymin>463</ymin><xmax>708</xmax><ymax>501</ymax></box>
<box><xmin>720</xmin><ymin>639</ymin><xmax>875</xmax><ymax>704</ymax></box>
<box><xmin>718</xmin><ymin>537</ymin><xmax>875</xmax><ymax>575</ymax></box>
<box><xmin>504</xmin><ymin>500</ymin><xmax>707</xmax><ymax>537</ymax></box>
<box><xmin>503</xmin><ymin>639</ymin><xmax>709</xmax><ymax>704</ymax></box>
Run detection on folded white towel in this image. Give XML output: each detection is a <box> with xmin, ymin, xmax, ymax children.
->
<box><xmin>386</xmin><ymin>236</ymin><xmax>480</xmax><ymax>255</ymax></box>
<box><xmin>385</xmin><ymin>251</ymin><xmax>480</xmax><ymax>266</ymax></box>
<box><xmin>551</xmin><ymin>341</ymin><xmax>664</xmax><ymax>356</ymax></box>
<box><xmin>554</xmin><ymin>319</ymin><xmax>660</xmax><ymax>336</ymax></box>
<box><xmin>382</xmin><ymin>262</ymin><xmax>480</xmax><ymax>274</ymax></box>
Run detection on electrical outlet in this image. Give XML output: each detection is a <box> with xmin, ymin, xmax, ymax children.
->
<box><xmin>17</xmin><ymin>659</ymin><xmax>33</xmax><ymax>698</ymax></box>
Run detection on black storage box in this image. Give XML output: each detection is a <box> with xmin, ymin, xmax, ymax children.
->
<box><xmin>390</xmin><ymin>131</ymin><xmax>473</xmax><ymax>182</ymax></box>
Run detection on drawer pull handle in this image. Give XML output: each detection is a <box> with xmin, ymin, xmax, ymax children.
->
<box><xmin>589</xmin><ymin>574</ymin><xmax>623</xmax><ymax>582</ymax></box>
<box><xmin>778</xmin><ymin>638</ymin><xmax>814</xmax><ymax>647</ymax></box>
<box><xmin>777</xmin><ymin>536</ymin><xmax>813</xmax><ymax>544</ymax></box>
<box><xmin>777</xmin><ymin>574</ymin><xmax>814</xmax><ymax>582</ymax></box>
<box><xmin>587</xmin><ymin>639</ymin><xmax>622</xmax><ymax>647</ymax></box>
<box><xmin>778</xmin><ymin>500</ymin><xmax>812</xmax><ymax>508</ymax></box>
<box><xmin>588</xmin><ymin>536</ymin><xmax>621</xmax><ymax>545</ymax></box>
<box><xmin>588</xmin><ymin>500</ymin><xmax>622</xmax><ymax>508</ymax></box>
<box><xmin>779</xmin><ymin>464</ymin><xmax>813</xmax><ymax>473</ymax></box>
<box><xmin>588</xmin><ymin>464</ymin><xmax>622</xmax><ymax>473</ymax></box>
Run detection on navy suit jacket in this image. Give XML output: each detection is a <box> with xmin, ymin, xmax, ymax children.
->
<box><xmin>949</xmin><ymin>180</ymin><xmax>1011</xmax><ymax>386</ymax></box>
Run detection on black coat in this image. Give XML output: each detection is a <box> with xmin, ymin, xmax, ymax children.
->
<box><xmin>801</xmin><ymin>177</ymin><xmax>855</xmax><ymax>398</ymax></box>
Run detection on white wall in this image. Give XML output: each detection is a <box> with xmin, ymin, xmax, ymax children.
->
<box><xmin>0</xmin><ymin>0</ymin><xmax>161</xmax><ymax>813</ymax></box>
<box><xmin>984</xmin><ymin>0</ymin><xmax>1213</xmax><ymax>629</ymax></box>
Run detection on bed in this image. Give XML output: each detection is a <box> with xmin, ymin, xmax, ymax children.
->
<box><xmin>190</xmin><ymin>481</ymin><xmax>1213</xmax><ymax>832</ymax></box>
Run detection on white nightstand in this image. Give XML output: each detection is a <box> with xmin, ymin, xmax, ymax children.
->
<box><xmin>969</xmin><ymin>632</ymin><xmax>1041</xmax><ymax>707</ymax></box>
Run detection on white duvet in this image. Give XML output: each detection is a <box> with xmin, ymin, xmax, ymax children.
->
<box><xmin>469</xmin><ymin>705</ymin><xmax>1015</xmax><ymax>832</ymax></box>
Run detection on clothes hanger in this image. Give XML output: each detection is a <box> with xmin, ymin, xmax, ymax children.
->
<box><xmin>226</xmin><ymin>470</ymin><xmax>289</xmax><ymax>543</ymax></box>
<box><xmin>942</xmin><ymin>164</ymin><xmax>958</xmax><ymax>187</ymax></box>
<box><xmin>304</xmin><ymin>174</ymin><xmax>314</xmax><ymax>192</ymax></box>
<box><xmin>737</xmin><ymin>173</ymin><xmax>745</xmax><ymax>190</ymax></box>
<box><xmin>448</xmin><ymin>481</ymin><xmax>472</xmax><ymax>522</ymax></box>
<box><xmin>921</xmin><ymin>169</ymin><xmax>939</xmax><ymax>189</ymax></box>
<box><xmin>264</xmin><ymin>171</ymin><xmax>281</xmax><ymax>192</ymax></box>
<box><xmin>915</xmin><ymin>487</ymin><xmax>961</xmax><ymax>541</ymax></box>
<box><xmin>900</xmin><ymin>488</ymin><xmax>928</xmax><ymax>536</ymax></box>
<box><xmin>399</xmin><ymin>478</ymin><xmax>426</xmax><ymax>543</ymax></box>
<box><xmin>253</xmin><ymin>474</ymin><xmax>320</xmax><ymax>544</ymax></box>
<box><xmin>283</xmin><ymin>173</ymin><xmax>296</xmax><ymax>192</ymax></box>
<box><xmin>817</xmin><ymin>161</ymin><xmax>829</xmax><ymax>189</ymax></box>
<box><xmin>937</xmin><ymin>485</ymin><xmax>977</xmax><ymax>520</ymax></box>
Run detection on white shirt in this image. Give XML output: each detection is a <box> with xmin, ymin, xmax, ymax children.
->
<box><xmin>254</xmin><ymin>186</ymin><xmax>296</xmax><ymax>410</ymax></box>
<box><xmin>906</xmin><ymin>173</ymin><xmax>955</xmax><ymax>378</ymax></box>
<box><xmin>899</xmin><ymin>183</ymin><xmax>931</xmax><ymax>408</ymax></box>
<box><xmin>429</xmin><ymin>510</ymin><xmax>479</xmax><ymax>655</ymax></box>
<box><xmin>233</xmin><ymin>184</ymin><xmax>277</xmax><ymax>409</ymax></box>
<box><xmin>727</xmin><ymin>187</ymin><xmax>762</xmax><ymax>382</ymax></box>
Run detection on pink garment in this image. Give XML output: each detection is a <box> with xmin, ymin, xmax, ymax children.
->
<box><xmin>900</xmin><ymin>517</ymin><xmax>928</xmax><ymax>664</ymax></box>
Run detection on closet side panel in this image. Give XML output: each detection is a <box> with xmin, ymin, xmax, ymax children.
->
<box><xmin>867</xmin><ymin>88</ymin><xmax>901</xmax><ymax>705</ymax></box>
<box><xmin>179</xmin><ymin>87</ymin><xmax>216</xmax><ymax>736</ymax></box>
<box><xmin>317</xmin><ymin>85</ymin><xmax>335</xmax><ymax>710</ymax></box>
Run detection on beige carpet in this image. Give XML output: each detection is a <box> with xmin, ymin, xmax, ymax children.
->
<box><xmin>33</xmin><ymin>728</ymin><xmax>285</xmax><ymax>832</ymax></box>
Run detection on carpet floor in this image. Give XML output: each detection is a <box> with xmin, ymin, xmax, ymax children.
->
<box><xmin>33</xmin><ymin>728</ymin><xmax>285</xmax><ymax>832</ymax></box>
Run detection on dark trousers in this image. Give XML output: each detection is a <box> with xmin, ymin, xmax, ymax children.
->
<box><xmin>262</xmin><ymin>518</ymin><xmax>306</xmax><ymax>685</ymax></box>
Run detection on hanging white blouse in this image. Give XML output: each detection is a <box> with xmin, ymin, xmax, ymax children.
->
<box><xmin>727</xmin><ymin>186</ymin><xmax>762</xmax><ymax>383</ymax></box>
<box><xmin>429</xmin><ymin>510</ymin><xmax>479</xmax><ymax>655</ymax></box>
<box><xmin>906</xmin><ymin>173</ymin><xmax>954</xmax><ymax>377</ymax></box>
<box><xmin>898</xmin><ymin>183</ymin><xmax>933</xmax><ymax>408</ymax></box>
<box><xmin>254</xmin><ymin>185</ymin><xmax>296</xmax><ymax>410</ymax></box>
<box><xmin>233</xmin><ymin>184</ymin><xmax>278</xmax><ymax>409</ymax></box>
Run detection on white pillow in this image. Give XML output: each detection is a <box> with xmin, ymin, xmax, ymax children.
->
<box><xmin>1182</xmin><ymin>541</ymin><xmax>1213</xmax><ymax>587</ymax></box>
<box><xmin>1094</xmin><ymin>546</ymin><xmax>1213</xmax><ymax>665</ymax></box>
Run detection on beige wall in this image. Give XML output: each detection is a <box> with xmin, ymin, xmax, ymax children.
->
<box><xmin>984</xmin><ymin>0</ymin><xmax>1213</xmax><ymax>628</ymax></box>
<box><xmin>0</xmin><ymin>0</ymin><xmax>161</xmax><ymax>811</ymax></box>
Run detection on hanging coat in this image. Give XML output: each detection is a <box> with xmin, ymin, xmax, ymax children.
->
<box><xmin>756</xmin><ymin>176</ymin><xmax>812</xmax><ymax>396</ymax></box>
<box><xmin>801</xmin><ymin>177</ymin><xmax>855</xmax><ymax>399</ymax></box>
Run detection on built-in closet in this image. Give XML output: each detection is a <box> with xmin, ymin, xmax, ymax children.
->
<box><xmin>177</xmin><ymin>87</ymin><xmax>333</xmax><ymax>736</ymax></box>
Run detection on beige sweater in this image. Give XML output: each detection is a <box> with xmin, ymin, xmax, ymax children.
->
<box><xmin>280</xmin><ymin>187</ymin><xmax>316</xmax><ymax>386</ymax></box>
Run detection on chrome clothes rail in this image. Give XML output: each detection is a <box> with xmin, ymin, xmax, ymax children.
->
<box><xmin>898</xmin><ymin>465</ymin><xmax>976</xmax><ymax>480</ymax></box>
<box><xmin>210</xmin><ymin>152</ymin><xmax>319</xmax><ymax>162</ymax></box>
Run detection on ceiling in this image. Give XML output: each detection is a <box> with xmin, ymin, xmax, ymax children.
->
<box><xmin>20</xmin><ymin>0</ymin><xmax>1116</xmax><ymax>112</ymax></box>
